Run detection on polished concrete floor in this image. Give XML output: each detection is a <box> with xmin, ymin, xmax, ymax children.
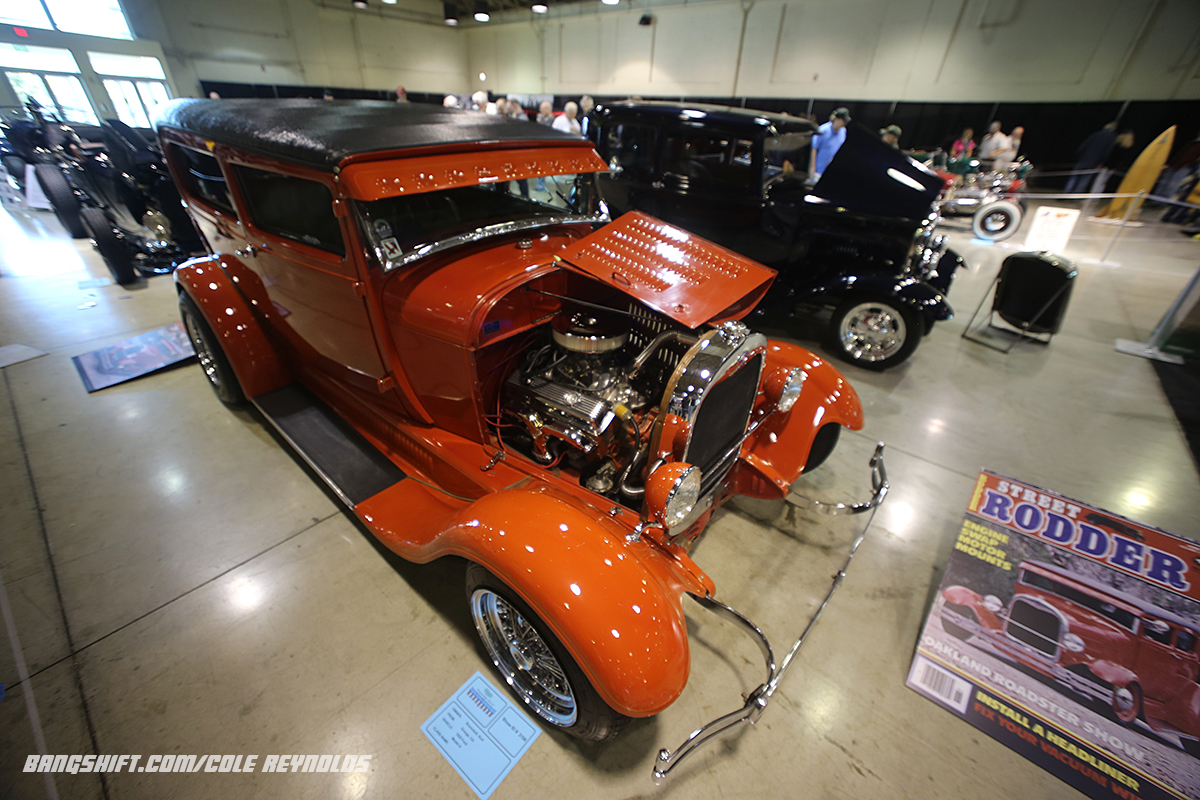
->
<box><xmin>2</xmin><ymin>194</ymin><xmax>1198</xmax><ymax>800</ymax></box>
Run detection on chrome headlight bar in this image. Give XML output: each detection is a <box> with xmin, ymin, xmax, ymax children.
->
<box><xmin>652</xmin><ymin>443</ymin><xmax>889</xmax><ymax>783</ymax></box>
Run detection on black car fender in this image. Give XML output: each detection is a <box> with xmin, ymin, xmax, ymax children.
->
<box><xmin>794</xmin><ymin>271</ymin><xmax>953</xmax><ymax>331</ymax></box>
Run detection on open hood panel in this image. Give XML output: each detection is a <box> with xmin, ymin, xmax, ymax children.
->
<box><xmin>555</xmin><ymin>212</ymin><xmax>776</xmax><ymax>329</ymax></box>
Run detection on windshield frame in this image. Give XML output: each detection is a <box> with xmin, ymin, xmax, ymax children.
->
<box><xmin>355</xmin><ymin>171</ymin><xmax>609</xmax><ymax>272</ymax></box>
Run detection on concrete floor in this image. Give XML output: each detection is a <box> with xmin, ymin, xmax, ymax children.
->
<box><xmin>2</xmin><ymin>195</ymin><xmax>1198</xmax><ymax>800</ymax></box>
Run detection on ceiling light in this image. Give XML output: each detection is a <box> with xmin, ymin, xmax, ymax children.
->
<box><xmin>474</xmin><ymin>0</ymin><xmax>490</xmax><ymax>21</ymax></box>
<box><xmin>601</xmin><ymin>0</ymin><xmax>618</xmax><ymax>5</ymax></box>
<box><xmin>381</xmin><ymin>0</ymin><xmax>397</xmax><ymax>4</ymax></box>
<box><xmin>444</xmin><ymin>1</ymin><xmax>458</xmax><ymax>23</ymax></box>
<box><xmin>532</xmin><ymin>1</ymin><xmax>548</xmax><ymax>10</ymax></box>
<box><xmin>352</xmin><ymin>0</ymin><xmax>368</xmax><ymax>7</ymax></box>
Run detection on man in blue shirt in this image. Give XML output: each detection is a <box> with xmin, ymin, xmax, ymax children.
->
<box><xmin>810</xmin><ymin>107</ymin><xmax>850</xmax><ymax>180</ymax></box>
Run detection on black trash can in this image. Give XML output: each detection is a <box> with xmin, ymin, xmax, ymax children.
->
<box><xmin>993</xmin><ymin>251</ymin><xmax>1077</xmax><ymax>335</ymax></box>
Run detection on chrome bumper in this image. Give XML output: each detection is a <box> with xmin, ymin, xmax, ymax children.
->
<box><xmin>652</xmin><ymin>443</ymin><xmax>889</xmax><ymax>783</ymax></box>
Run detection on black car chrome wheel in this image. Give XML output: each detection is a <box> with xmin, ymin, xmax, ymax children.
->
<box><xmin>830</xmin><ymin>296</ymin><xmax>920</xmax><ymax>371</ymax></box>
<box><xmin>466</xmin><ymin>562</ymin><xmax>630</xmax><ymax>741</ymax></box>
<box><xmin>179</xmin><ymin>291</ymin><xmax>244</xmax><ymax>406</ymax></box>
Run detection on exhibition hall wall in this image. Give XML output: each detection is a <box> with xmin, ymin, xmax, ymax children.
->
<box><xmin>107</xmin><ymin>0</ymin><xmax>1200</xmax><ymax>103</ymax></box>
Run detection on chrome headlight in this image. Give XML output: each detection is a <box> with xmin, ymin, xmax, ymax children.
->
<box><xmin>777</xmin><ymin>367</ymin><xmax>805</xmax><ymax>412</ymax></box>
<box><xmin>1062</xmin><ymin>633</ymin><xmax>1085</xmax><ymax>653</ymax></box>
<box><xmin>647</xmin><ymin>462</ymin><xmax>703</xmax><ymax>529</ymax></box>
<box><xmin>664</xmin><ymin>466</ymin><xmax>701</xmax><ymax>527</ymax></box>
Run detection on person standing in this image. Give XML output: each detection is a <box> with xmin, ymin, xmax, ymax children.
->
<box><xmin>809</xmin><ymin>107</ymin><xmax>850</xmax><ymax>180</ymax></box>
<box><xmin>536</xmin><ymin>100</ymin><xmax>554</xmax><ymax>126</ymax></box>
<box><xmin>552</xmin><ymin>102</ymin><xmax>582</xmax><ymax>136</ymax></box>
<box><xmin>1065</xmin><ymin>122</ymin><xmax>1118</xmax><ymax>193</ymax></box>
<box><xmin>950</xmin><ymin>128</ymin><xmax>975</xmax><ymax>159</ymax></box>
<box><xmin>879</xmin><ymin>124</ymin><xmax>902</xmax><ymax>148</ymax></box>
<box><xmin>994</xmin><ymin>125</ymin><xmax>1024</xmax><ymax>172</ymax></box>
<box><xmin>977</xmin><ymin>121</ymin><xmax>1011</xmax><ymax>169</ymax></box>
<box><xmin>578</xmin><ymin>95</ymin><xmax>595</xmax><ymax>138</ymax></box>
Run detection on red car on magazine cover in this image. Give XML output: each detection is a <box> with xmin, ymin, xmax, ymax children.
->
<box><xmin>156</xmin><ymin>99</ymin><xmax>886</xmax><ymax>776</ymax></box>
<box><xmin>941</xmin><ymin>559</ymin><xmax>1200</xmax><ymax>755</ymax></box>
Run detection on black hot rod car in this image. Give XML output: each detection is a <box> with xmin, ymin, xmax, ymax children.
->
<box><xmin>589</xmin><ymin>102</ymin><xmax>963</xmax><ymax>370</ymax></box>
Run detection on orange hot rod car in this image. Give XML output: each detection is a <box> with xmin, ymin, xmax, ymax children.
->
<box><xmin>156</xmin><ymin>99</ymin><xmax>886</xmax><ymax>775</ymax></box>
<box><xmin>941</xmin><ymin>560</ymin><xmax>1200</xmax><ymax>756</ymax></box>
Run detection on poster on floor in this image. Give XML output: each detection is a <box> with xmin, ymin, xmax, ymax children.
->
<box><xmin>72</xmin><ymin>321</ymin><xmax>195</xmax><ymax>393</ymax></box>
<box><xmin>908</xmin><ymin>470</ymin><xmax>1200</xmax><ymax>800</ymax></box>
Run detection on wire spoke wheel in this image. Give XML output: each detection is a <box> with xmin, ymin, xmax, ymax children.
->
<box><xmin>470</xmin><ymin>587</ymin><xmax>577</xmax><ymax>726</ymax></box>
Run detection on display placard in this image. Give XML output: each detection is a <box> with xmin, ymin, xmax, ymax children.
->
<box><xmin>1024</xmin><ymin>206</ymin><xmax>1080</xmax><ymax>253</ymax></box>
<box><xmin>908</xmin><ymin>471</ymin><xmax>1200</xmax><ymax>800</ymax></box>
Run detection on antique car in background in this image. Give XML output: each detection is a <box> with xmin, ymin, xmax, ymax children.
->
<box><xmin>156</xmin><ymin>99</ymin><xmax>887</xmax><ymax>776</ymax></box>
<box><xmin>941</xmin><ymin>559</ymin><xmax>1200</xmax><ymax>756</ymax></box>
<box><xmin>588</xmin><ymin>102</ymin><xmax>963</xmax><ymax>370</ymax></box>
<box><xmin>933</xmin><ymin>156</ymin><xmax>1032</xmax><ymax>241</ymax></box>
<box><xmin>2</xmin><ymin>101</ymin><xmax>202</xmax><ymax>284</ymax></box>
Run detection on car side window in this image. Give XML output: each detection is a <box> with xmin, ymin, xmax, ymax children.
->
<box><xmin>1177</xmin><ymin>629</ymin><xmax>1196</xmax><ymax>653</ymax></box>
<box><xmin>1143</xmin><ymin>619</ymin><xmax>1173</xmax><ymax>645</ymax></box>
<box><xmin>170</xmin><ymin>144</ymin><xmax>236</xmax><ymax>217</ymax></box>
<box><xmin>600</xmin><ymin>123</ymin><xmax>657</xmax><ymax>183</ymax></box>
<box><xmin>662</xmin><ymin>131</ymin><xmax>755</xmax><ymax>195</ymax></box>
<box><xmin>234</xmin><ymin>166</ymin><xmax>345</xmax><ymax>256</ymax></box>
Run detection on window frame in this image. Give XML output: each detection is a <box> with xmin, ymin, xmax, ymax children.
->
<box><xmin>166</xmin><ymin>142</ymin><xmax>239</xmax><ymax>221</ymax></box>
<box><xmin>229</xmin><ymin>162</ymin><xmax>348</xmax><ymax>260</ymax></box>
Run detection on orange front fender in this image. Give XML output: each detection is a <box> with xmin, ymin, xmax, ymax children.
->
<box><xmin>419</xmin><ymin>483</ymin><xmax>710</xmax><ymax>717</ymax></box>
<box><xmin>941</xmin><ymin>585</ymin><xmax>1003</xmax><ymax>631</ymax></box>
<box><xmin>732</xmin><ymin>342</ymin><xmax>863</xmax><ymax>498</ymax></box>
<box><xmin>175</xmin><ymin>256</ymin><xmax>289</xmax><ymax>398</ymax></box>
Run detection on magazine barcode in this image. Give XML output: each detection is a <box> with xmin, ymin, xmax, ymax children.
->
<box><xmin>910</xmin><ymin>656</ymin><xmax>971</xmax><ymax>714</ymax></box>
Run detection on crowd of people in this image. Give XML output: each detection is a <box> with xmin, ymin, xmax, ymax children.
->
<box><xmin>400</xmin><ymin>88</ymin><xmax>1200</xmax><ymax>225</ymax></box>
<box><xmin>438</xmin><ymin>91</ymin><xmax>596</xmax><ymax>140</ymax></box>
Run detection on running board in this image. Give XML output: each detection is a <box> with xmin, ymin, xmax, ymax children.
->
<box><xmin>252</xmin><ymin>384</ymin><xmax>406</xmax><ymax>508</ymax></box>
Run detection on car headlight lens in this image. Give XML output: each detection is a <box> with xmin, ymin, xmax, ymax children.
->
<box><xmin>665</xmin><ymin>466</ymin><xmax>701</xmax><ymax>526</ymax></box>
<box><xmin>646</xmin><ymin>463</ymin><xmax>703</xmax><ymax>529</ymax></box>
<box><xmin>1063</xmin><ymin>633</ymin><xmax>1085</xmax><ymax>653</ymax></box>
<box><xmin>777</xmin><ymin>367</ymin><xmax>805</xmax><ymax>413</ymax></box>
<box><xmin>983</xmin><ymin>595</ymin><xmax>1004</xmax><ymax>613</ymax></box>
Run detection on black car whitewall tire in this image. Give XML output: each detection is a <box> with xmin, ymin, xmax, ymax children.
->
<box><xmin>466</xmin><ymin>562</ymin><xmax>630</xmax><ymax>741</ymax></box>
<box><xmin>830</xmin><ymin>296</ymin><xmax>920</xmax><ymax>371</ymax></box>
<box><xmin>81</xmin><ymin>207</ymin><xmax>136</xmax><ymax>285</ymax></box>
<box><xmin>971</xmin><ymin>200</ymin><xmax>1023</xmax><ymax>241</ymax></box>
<box><xmin>179</xmin><ymin>291</ymin><xmax>245</xmax><ymax>406</ymax></box>
<box><xmin>34</xmin><ymin>164</ymin><xmax>87</xmax><ymax>238</ymax></box>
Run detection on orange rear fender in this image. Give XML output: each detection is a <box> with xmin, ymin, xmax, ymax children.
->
<box><xmin>733</xmin><ymin>342</ymin><xmax>863</xmax><ymax>497</ymax></box>
<box><xmin>175</xmin><ymin>256</ymin><xmax>290</xmax><ymax>398</ymax></box>
<box><xmin>433</xmin><ymin>483</ymin><xmax>709</xmax><ymax>718</ymax></box>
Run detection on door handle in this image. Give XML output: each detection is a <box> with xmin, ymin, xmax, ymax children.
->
<box><xmin>235</xmin><ymin>245</ymin><xmax>257</xmax><ymax>258</ymax></box>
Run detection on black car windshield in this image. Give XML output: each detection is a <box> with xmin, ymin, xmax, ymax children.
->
<box><xmin>357</xmin><ymin>172</ymin><xmax>605</xmax><ymax>270</ymax></box>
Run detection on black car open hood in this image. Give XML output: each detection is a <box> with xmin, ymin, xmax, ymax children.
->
<box><xmin>811</xmin><ymin>124</ymin><xmax>942</xmax><ymax>222</ymax></box>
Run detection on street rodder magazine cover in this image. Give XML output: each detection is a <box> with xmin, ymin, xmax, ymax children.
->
<box><xmin>908</xmin><ymin>471</ymin><xmax>1200</xmax><ymax>800</ymax></box>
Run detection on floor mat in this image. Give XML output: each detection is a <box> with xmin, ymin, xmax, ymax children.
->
<box><xmin>1154</xmin><ymin>357</ymin><xmax>1200</xmax><ymax>471</ymax></box>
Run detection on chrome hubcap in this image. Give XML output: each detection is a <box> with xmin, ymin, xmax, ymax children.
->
<box><xmin>839</xmin><ymin>302</ymin><xmax>907</xmax><ymax>362</ymax></box>
<box><xmin>470</xmin><ymin>588</ymin><xmax>576</xmax><ymax>726</ymax></box>
<box><xmin>1114</xmin><ymin>687</ymin><xmax>1134</xmax><ymax>711</ymax></box>
<box><xmin>183</xmin><ymin>312</ymin><xmax>221</xmax><ymax>389</ymax></box>
<box><xmin>983</xmin><ymin>212</ymin><xmax>1011</xmax><ymax>232</ymax></box>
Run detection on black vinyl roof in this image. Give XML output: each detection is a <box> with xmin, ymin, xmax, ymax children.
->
<box><xmin>591</xmin><ymin>101</ymin><xmax>818</xmax><ymax>137</ymax></box>
<box><xmin>154</xmin><ymin>99</ymin><xmax>586</xmax><ymax>170</ymax></box>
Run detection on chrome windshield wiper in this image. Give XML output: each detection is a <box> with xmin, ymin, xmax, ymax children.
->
<box><xmin>382</xmin><ymin>213</ymin><xmax>609</xmax><ymax>271</ymax></box>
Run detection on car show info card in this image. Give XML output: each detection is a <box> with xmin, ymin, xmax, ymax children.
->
<box><xmin>908</xmin><ymin>471</ymin><xmax>1200</xmax><ymax>800</ymax></box>
<box><xmin>422</xmin><ymin>672</ymin><xmax>540</xmax><ymax>799</ymax></box>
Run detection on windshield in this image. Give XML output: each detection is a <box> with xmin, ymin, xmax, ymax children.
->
<box><xmin>357</xmin><ymin>172</ymin><xmax>606</xmax><ymax>271</ymax></box>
